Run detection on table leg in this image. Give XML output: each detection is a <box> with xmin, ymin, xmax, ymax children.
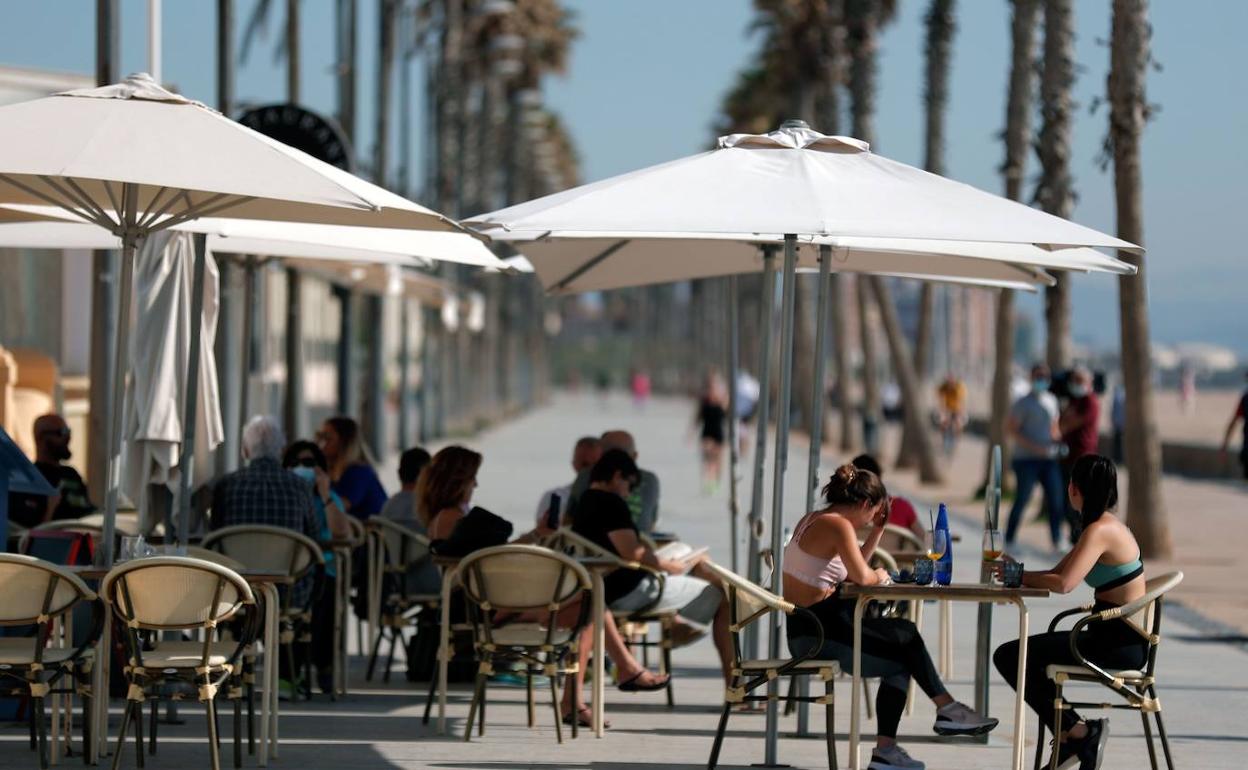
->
<box><xmin>849</xmin><ymin>595</ymin><xmax>867</xmax><ymax>770</ymax></box>
<box><xmin>367</xmin><ymin>534</ymin><xmax>380</xmax><ymax>674</ymax></box>
<box><xmin>258</xmin><ymin>584</ymin><xmax>280</xmax><ymax>766</ymax></box>
<box><xmin>268</xmin><ymin>586</ymin><xmax>280</xmax><ymax>759</ymax></box>
<box><xmin>341</xmin><ymin>547</ymin><xmax>353</xmax><ymax>696</ymax></box>
<box><xmin>904</xmin><ymin>599</ymin><xmax>918</xmax><ymax>716</ymax></box>
<box><xmin>332</xmin><ymin>551</ymin><xmax>345</xmax><ymax>696</ymax></box>
<box><xmin>939</xmin><ymin>599</ymin><xmax>953</xmax><ymax>678</ymax></box>
<box><xmin>436</xmin><ymin>566</ymin><xmax>456</xmax><ymax>735</ymax></box>
<box><xmin>592</xmin><ymin>571</ymin><xmax>606</xmax><ymax>738</ymax></box>
<box><xmin>93</xmin><ymin>617</ymin><xmax>112</xmax><ymax>762</ymax></box>
<box><xmin>1011</xmin><ymin>599</ymin><xmax>1029</xmax><ymax>770</ymax></box>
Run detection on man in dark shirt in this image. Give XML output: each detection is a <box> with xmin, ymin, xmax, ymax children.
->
<box><xmin>8</xmin><ymin>414</ymin><xmax>95</xmax><ymax>529</ymax></box>
<box><xmin>571</xmin><ymin>449</ymin><xmax>733</xmax><ymax>683</ymax></box>
<box><xmin>567</xmin><ymin>430</ymin><xmax>661</xmax><ymax>533</ymax></box>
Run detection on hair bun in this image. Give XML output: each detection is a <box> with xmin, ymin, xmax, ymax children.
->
<box><xmin>832</xmin><ymin>464</ymin><xmax>857</xmax><ymax>486</ymax></box>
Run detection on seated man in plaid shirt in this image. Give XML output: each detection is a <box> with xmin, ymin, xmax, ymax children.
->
<box><xmin>211</xmin><ymin>415</ymin><xmax>322</xmax><ymax>696</ymax></box>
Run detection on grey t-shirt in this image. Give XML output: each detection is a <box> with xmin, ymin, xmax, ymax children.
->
<box><xmin>1009</xmin><ymin>391</ymin><xmax>1059</xmax><ymax>460</ymax></box>
<box><xmin>379</xmin><ymin>489</ymin><xmax>421</xmax><ymax>528</ymax></box>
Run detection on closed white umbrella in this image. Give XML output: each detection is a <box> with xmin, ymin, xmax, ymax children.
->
<box><xmin>468</xmin><ymin>120</ymin><xmax>1142</xmax><ymax>756</ymax></box>
<box><xmin>123</xmin><ymin>231</ymin><xmax>223</xmax><ymax>534</ymax></box>
<box><xmin>0</xmin><ymin>73</ymin><xmax>465</xmax><ymax>563</ymax></box>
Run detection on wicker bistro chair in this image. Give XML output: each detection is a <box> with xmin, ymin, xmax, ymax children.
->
<box><xmin>0</xmin><ymin>554</ymin><xmax>103</xmax><ymax>769</ymax></box>
<box><xmin>365</xmin><ymin>518</ymin><xmax>440</xmax><ymax>682</ymax></box>
<box><xmin>457</xmin><ymin>545</ymin><xmax>593</xmax><ymax>744</ymax></box>
<box><xmin>201</xmin><ymin>525</ymin><xmax>325</xmax><ymax>701</ymax></box>
<box><xmin>100</xmin><ymin>557</ymin><xmax>259</xmax><ymax>770</ymax></box>
<box><xmin>703</xmin><ymin>561</ymin><xmax>840</xmax><ymax>770</ymax></box>
<box><xmin>1035</xmin><ymin>571</ymin><xmax>1184</xmax><ymax>770</ymax></box>
<box><xmin>545</xmin><ymin>527</ymin><xmax>681</xmax><ymax>708</ymax></box>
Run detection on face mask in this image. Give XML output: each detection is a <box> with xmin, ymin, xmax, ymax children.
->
<box><xmin>1068</xmin><ymin>384</ymin><xmax>1088</xmax><ymax>398</ymax></box>
<box><xmin>291</xmin><ymin>466</ymin><xmax>316</xmax><ymax>485</ymax></box>
<box><xmin>1032</xmin><ymin>379</ymin><xmax>1050</xmax><ymax>394</ymax></box>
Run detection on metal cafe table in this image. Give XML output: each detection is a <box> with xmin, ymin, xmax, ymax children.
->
<box><xmin>839</xmin><ymin>582</ymin><xmax>1049</xmax><ymax>770</ymax></box>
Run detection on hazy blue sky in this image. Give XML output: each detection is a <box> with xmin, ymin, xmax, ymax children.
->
<box><xmin>1</xmin><ymin>1</ymin><xmax>1243</xmax><ymax>352</ymax></box>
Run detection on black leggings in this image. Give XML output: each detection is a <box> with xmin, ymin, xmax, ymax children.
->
<box><xmin>993</xmin><ymin>619</ymin><xmax>1147</xmax><ymax>734</ymax></box>
<box><xmin>788</xmin><ymin>596</ymin><xmax>947</xmax><ymax>739</ymax></box>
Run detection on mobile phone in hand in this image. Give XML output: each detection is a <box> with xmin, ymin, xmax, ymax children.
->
<box><xmin>546</xmin><ymin>493</ymin><xmax>562</xmax><ymax>531</ymax></box>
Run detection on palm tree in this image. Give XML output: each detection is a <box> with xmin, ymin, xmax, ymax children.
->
<box><xmin>1108</xmin><ymin>0</ymin><xmax>1169</xmax><ymax>557</ymax></box>
<box><xmin>241</xmin><ymin>0</ymin><xmax>301</xmax><ymax>103</ymax></box>
<box><xmin>900</xmin><ymin>0</ymin><xmax>956</xmax><ymax>469</ymax></box>
<box><xmin>987</xmin><ymin>0</ymin><xmax>1040</xmax><ymax>490</ymax></box>
<box><xmin>1036</xmin><ymin>0</ymin><xmax>1075</xmax><ymax>372</ymax></box>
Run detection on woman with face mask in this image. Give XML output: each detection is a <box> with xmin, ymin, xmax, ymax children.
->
<box><xmin>1005</xmin><ymin>364</ymin><xmax>1069</xmax><ymax>550</ymax></box>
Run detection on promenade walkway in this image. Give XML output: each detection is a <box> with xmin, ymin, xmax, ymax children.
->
<box><xmin>3</xmin><ymin>392</ymin><xmax>1242</xmax><ymax>769</ymax></box>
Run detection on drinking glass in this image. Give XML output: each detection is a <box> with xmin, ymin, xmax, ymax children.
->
<box><xmin>1002</xmin><ymin>560</ymin><xmax>1025</xmax><ymax>588</ymax></box>
<box><xmin>119</xmin><ymin>535</ymin><xmax>144</xmax><ymax>562</ymax></box>
<box><xmin>982</xmin><ymin>529</ymin><xmax>1003</xmax><ymax>578</ymax></box>
<box><xmin>924</xmin><ymin>530</ymin><xmax>947</xmax><ymax>588</ymax></box>
<box><xmin>913</xmin><ymin>557</ymin><xmax>934</xmax><ymax>586</ymax></box>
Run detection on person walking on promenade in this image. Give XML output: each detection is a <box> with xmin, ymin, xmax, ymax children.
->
<box><xmin>1060</xmin><ymin>366</ymin><xmax>1102</xmax><ymax>533</ymax></box>
<box><xmin>1005</xmin><ymin>364</ymin><xmax>1068</xmax><ymax>550</ymax></box>
<box><xmin>1221</xmin><ymin>371</ymin><xmax>1248</xmax><ymax>480</ymax></box>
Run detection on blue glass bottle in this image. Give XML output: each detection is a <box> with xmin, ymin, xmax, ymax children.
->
<box><xmin>935</xmin><ymin>503</ymin><xmax>953</xmax><ymax>585</ymax></box>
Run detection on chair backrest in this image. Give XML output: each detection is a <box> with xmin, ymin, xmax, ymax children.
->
<box><xmin>20</xmin><ymin>528</ymin><xmax>94</xmax><ymax>566</ymax></box>
<box><xmin>0</xmin><ymin>554</ymin><xmax>95</xmax><ymax>626</ymax></box>
<box><xmin>369</xmin><ymin>517</ymin><xmax>432</xmax><ymax>572</ymax></box>
<box><xmin>869</xmin><ymin>547</ymin><xmax>899</xmax><ymax>574</ymax></box>
<box><xmin>1116</xmin><ymin>571</ymin><xmax>1183</xmax><ymax>646</ymax></box>
<box><xmin>201</xmin><ymin>524</ymin><xmax>324</xmax><ymax>579</ymax></box>
<box><xmin>101</xmin><ymin>556</ymin><xmax>254</xmax><ymax>631</ymax></box>
<box><xmin>185</xmin><ymin>546</ymin><xmax>247</xmax><ymax>572</ymax></box>
<box><xmin>545</xmin><ymin>527</ymin><xmax>618</xmax><ymax>563</ymax></box>
<box><xmin>344</xmin><ymin>515</ymin><xmax>366</xmax><ymax>547</ymax></box>
<box><xmin>458</xmin><ymin>544</ymin><xmax>591</xmax><ymax>613</ymax></box>
<box><xmin>704</xmin><ymin>561</ymin><xmax>794</xmax><ymax>636</ymax></box>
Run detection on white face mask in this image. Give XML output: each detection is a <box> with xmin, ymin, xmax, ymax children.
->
<box><xmin>1069</xmin><ymin>384</ymin><xmax>1088</xmax><ymax>398</ymax></box>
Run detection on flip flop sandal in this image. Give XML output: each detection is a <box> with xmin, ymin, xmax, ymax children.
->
<box><xmin>617</xmin><ymin>671</ymin><xmax>671</xmax><ymax>692</ymax></box>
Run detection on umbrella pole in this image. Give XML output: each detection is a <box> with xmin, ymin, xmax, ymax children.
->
<box><xmin>726</xmin><ymin>274</ymin><xmax>740</xmax><ymax>574</ymax></box>
<box><xmin>398</xmin><ymin>298</ymin><xmax>411</xmax><ymax>449</ymax></box>
<box><xmin>744</xmin><ymin>247</ymin><xmax>777</xmax><ymax>660</ymax></box>
<box><xmin>99</xmin><ymin>186</ymin><xmax>140</xmax><ymax>566</ymax></box>
<box><xmin>794</xmin><ymin>244</ymin><xmax>833</xmax><ymax>737</ymax></box>
<box><xmin>174</xmin><ymin>233</ymin><xmax>209</xmax><ymax>546</ymax></box>
<box><xmin>237</xmin><ymin>257</ymin><xmax>256</xmax><ymax>462</ymax></box>
<box><xmin>763</xmin><ymin>234</ymin><xmax>798</xmax><ymax>767</ymax></box>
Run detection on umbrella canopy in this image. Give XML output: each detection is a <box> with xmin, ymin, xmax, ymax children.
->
<box><xmin>0</xmin><ymin>74</ymin><xmax>460</xmax><ymax>233</ymax></box>
<box><xmin>469</xmin><ymin>124</ymin><xmax>1137</xmax><ymax>251</ymax></box>
<box><xmin>123</xmin><ymin>231</ymin><xmax>223</xmax><ymax>532</ymax></box>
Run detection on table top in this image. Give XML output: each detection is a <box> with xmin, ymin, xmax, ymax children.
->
<box><xmin>839</xmin><ymin>582</ymin><xmax>1049</xmax><ymax>600</ymax></box>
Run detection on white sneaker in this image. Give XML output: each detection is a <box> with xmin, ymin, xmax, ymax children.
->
<box><xmin>933</xmin><ymin>700</ymin><xmax>999</xmax><ymax>736</ymax></box>
<box><xmin>868</xmin><ymin>744</ymin><xmax>925</xmax><ymax>770</ymax></box>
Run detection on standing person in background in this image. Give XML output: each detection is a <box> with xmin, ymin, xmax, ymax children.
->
<box><xmin>380</xmin><ymin>447</ymin><xmax>432</xmax><ymax>527</ymax></box>
<box><xmin>1059</xmin><ymin>366</ymin><xmax>1102</xmax><ymax>536</ymax></box>
<box><xmin>1111</xmin><ymin>384</ymin><xmax>1127</xmax><ymax>464</ymax></box>
<box><xmin>1221</xmin><ymin>371</ymin><xmax>1248</xmax><ymax>480</ymax></box>
<box><xmin>694</xmin><ymin>371</ymin><xmax>727</xmax><ymax>495</ymax></box>
<box><xmin>735</xmin><ymin>370</ymin><xmax>760</xmax><ymax>456</ymax></box>
<box><xmin>630</xmin><ymin>368</ymin><xmax>651</xmax><ymax>411</ymax></box>
<box><xmin>317</xmin><ymin>416</ymin><xmax>388</xmax><ymax>520</ymax></box>
<box><xmin>936</xmin><ymin>373</ymin><xmax>968</xmax><ymax>456</ymax></box>
<box><xmin>1179</xmin><ymin>363</ymin><xmax>1197</xmax><ymax>414</ymax></box>
<box><xmin>1005</xmin><ymin>364</ymin><xmax>1067</xmax><ymax>550</ymax></box>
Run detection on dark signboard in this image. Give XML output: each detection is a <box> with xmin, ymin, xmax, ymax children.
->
<box><xmin>237</xmin><ymin>103</ymin><xmax>355</xmax><ymax>172</ymax></box>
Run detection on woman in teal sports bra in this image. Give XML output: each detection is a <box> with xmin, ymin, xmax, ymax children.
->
<box><xmin>993</xmin><ymin>454</ymin><xmax>1148</xmax><ymax>769</ymax></box>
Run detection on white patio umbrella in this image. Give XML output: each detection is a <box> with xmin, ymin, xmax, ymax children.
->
<box><xmin>0</xmin><ymin>73</ymin><xmax>464</xmax><ymax>563</ymax></box>
<box><xmin>123</xmin><ymin>231</ymin><xmax>223</xmax><ymax>535</ymax></box>
<box><xmin>469</xmin><ymin>120</ymin><xmax>1142</xmax><ymax>761</ymax></box>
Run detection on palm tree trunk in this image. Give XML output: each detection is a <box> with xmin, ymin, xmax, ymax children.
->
<box><xmin>375</xmin><ymin>0</ymin><xmax>396</xmax><ymax>185</ymax></box>
<box><xmin>900</xmin><ymin>0</ymin><xmax>956</xmax><ymax>469</ymax></box>
<box><xmin>286</xmin><ymin>0</ymin><xmax>300</xmax><ymax>103</ymax></box>
<box><xmin>1038</xmin><ymin>0</ymin><xmax>1075</xmax><ymax>372</ymax></box>
<box><xmin>855</xmin><ymin>275</ymin><xmax>882</xmax><ymax>454</ymax></box>
<box><xmin>1110</xmin><ymin>0</ymin><xmax>1169</xmax><ymax>557</ymax></box>
<box><xmin>336</xmin><ymin>0</ymin><xmax>357</xmax><ymax>144</ymax></box>
<box><xmin>872</xmin><ymin>277</ymin><xmax>943</xmax><ymax>484</ymax></box>
<box><xmin>988</xmin><ymin>0</ymin><xmax>1041</xmax><ymax>484</ymax></box>
<box><xmin>831</xmin><ymin>273</ymin><xmax>855</xmax><ymax>450</ymax></box>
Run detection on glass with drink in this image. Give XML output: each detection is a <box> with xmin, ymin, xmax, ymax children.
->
<box><xmin>925</xmin><ymin>529</ymin><xmax>947</xmax><ymax>586</ymax></box>
<box><xmin>982</xmin><ymin>528</ymin><xmax>1003</xmax><ymax>583</ymax></box>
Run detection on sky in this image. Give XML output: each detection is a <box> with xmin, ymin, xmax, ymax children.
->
<box><xmin>0</xmin><ymin>0</ymin><xmax>1244</xmax><ymax>353</ymax></box>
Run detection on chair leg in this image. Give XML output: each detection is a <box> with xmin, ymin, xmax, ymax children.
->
<box><xmin>1033</xmin><ymin>716</ymin><xmax>1046</xmax><ymax>770</ymax></box>
<box><xmin>384</xmin><ymin>628</ymin><xmax>400</xmax><ymax>683</ymax></box>
<box><xmin>34</xmin><ymin>695</ymin><xmax>49</xmax><ymax>770</ymax></box>
<box><xmin>824</xmin><ymin>679</ymin><xmax>838</xmax><ymax>770</ymax></box>
<box><xmin>1050</xmin><ymin>683</ymin><xmax>1064</xmax><ymax>770</ymax></box>
<box><xmin>134</xmin><ymin>696</ymin><xmax>145</xmax><ymax>769</ymax></box>
<box><xmin>366</xmin><ymin>622</ymin><xmax>386</xmax><ymax>681</ymax></box>
<box><xmin>422</xmin><ymin>667</ymin><xmax>438</xmax><ymax>725</ymax></box>
<box><xmin>233</xmin><ymin>693</ymin><xmax>243</xmax><ymax>769</ymax></box>
<box><xmin>1151</xmin><ymin>688</ymin><xmax>1176</xmax><ymax>770</ymax></box>
<box><xmin>863</xmin><ymin>678</ymin><xmax>874</xmax><ymax>720</ymax></box>
<box><xmin>661</xmin><ymin>620</ymin><xmax>675</xmax><ymax>709</ymax></box>
<box><xmin>783</xmin><ymin>675</ymin><xmax>798</xmax><ymax>716</ymax></box>
<box><xmin>205</xmin><ymin>697</ymin><xmax>222</xmax><ymax>770</ymax></box>
<box><xmin>707</xmin><ymin>701</ymin><xmax>733</xmax><ymax>770</ymax></box>
<box><xmin>463</xmin><ymin>671</ymin><xmax>488</xmax><ymax>742</ymax></box>
<box><xmin>1140</xmin><ymin>702</ymin><xmax>1159</xmax><ymax>770</ymax></box>
<box><xmin>246</xmin><ymin>677</ymin><xmax>255</xmax><ymax>755</ymax></box>
<box><xmin>526</xmin><ymin>669</ymin><xmax>536</xmax><ymax>728</ymax></box>
<box><xmin>548</xmin><ymin>666</ymin><xmax>563</xmax><ymax>745</ymax></box>
<box><xmin>283</xmin><ymin>642</ymin><xmax>299</xmax><ymax>702</ymax></box>
<box><xmin>80</xmin><ymin>685</ymin><xmax>91</xmax><ymax>767</ymax></box>
<box><xmin>148</xmin><ymin>699</ymin><xmax>158</xmax><ymax>755</ymax></box>
<box><xmin>110</xmin><ymin>700</ymin><xmax>135</xmax><ymax>770</ymax></box>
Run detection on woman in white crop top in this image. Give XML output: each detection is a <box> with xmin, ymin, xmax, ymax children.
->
<box><xmin>783</xmin><ymin>464</ymin><xmax>997</xmax><ymax>770</ymax></box>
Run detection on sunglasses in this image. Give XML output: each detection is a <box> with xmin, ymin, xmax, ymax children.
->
<box><xmin>295</xmin><ymin>457</ymin><xmax>318</xmax><ymax>468</ymax></box>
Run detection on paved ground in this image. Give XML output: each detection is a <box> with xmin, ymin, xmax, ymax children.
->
<box><xmin>4</xmin><ymin>392</ymin><xmax>1244</xmax><ymax>769</ymax></box>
